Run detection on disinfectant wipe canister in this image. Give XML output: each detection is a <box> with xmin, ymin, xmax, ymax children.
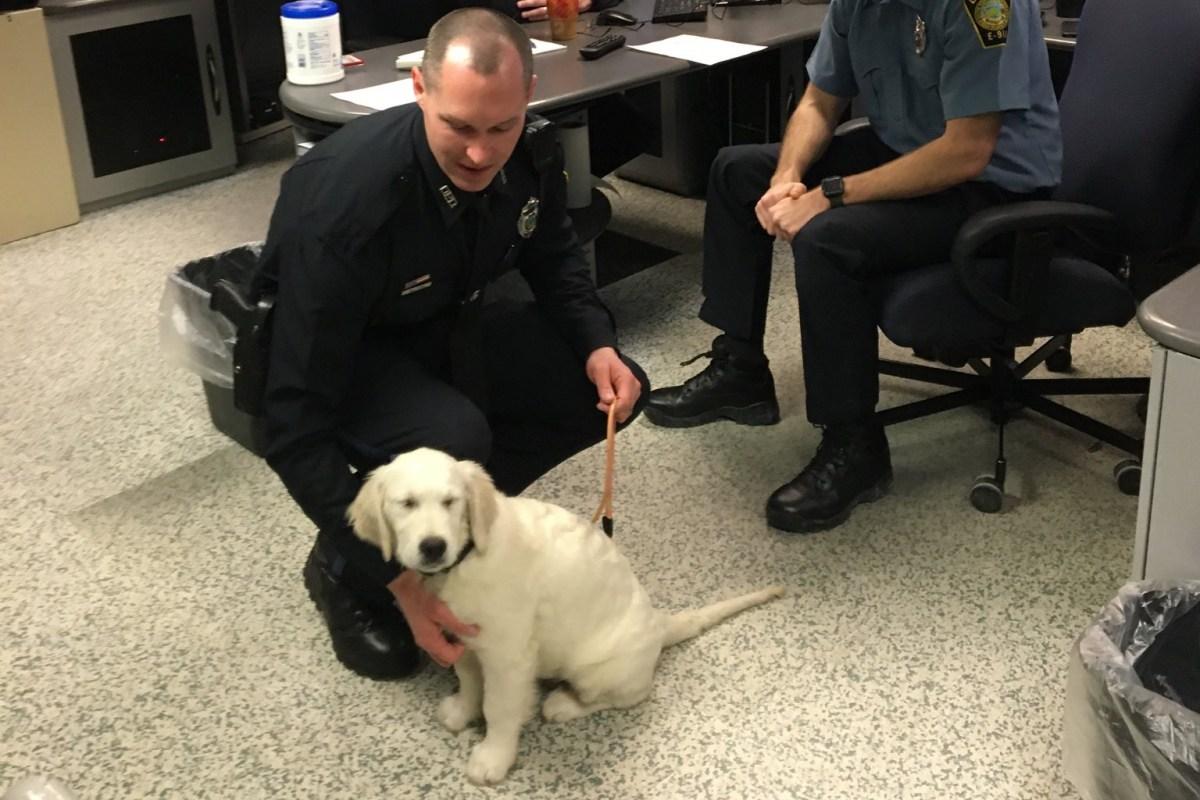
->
<box><xmin>281</xmin><ymin>0</ymin><xmax>343</xmax><ymax>85</ymax></box>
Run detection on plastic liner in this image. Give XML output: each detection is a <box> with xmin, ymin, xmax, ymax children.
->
<box><xmin>1063</xmin><ymin>580</ymin><xmax>1200</xmax><ymax>800</ymax></box>
<box><xmin>157</xmin><ymin>243</ymin><xmax>262</xmax><ymax>388</ymax></box>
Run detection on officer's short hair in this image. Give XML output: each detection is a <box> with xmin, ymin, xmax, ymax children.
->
<box><xmin>421</xmin><ymin>8</ymin><xmax>534</xmax><ymax>91</ymax></box>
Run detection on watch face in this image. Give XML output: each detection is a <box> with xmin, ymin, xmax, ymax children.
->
<box><xmin>822</xmin><ymin>176</ymin><xmax>843</xmax><ymax>196</ymax></box>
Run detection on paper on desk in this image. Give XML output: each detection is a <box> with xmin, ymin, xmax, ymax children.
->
<box><xmin>629</xmin><ymin>34</ymin><xmax>765</xmax><ymax>66</ymax></box>
<box><xmin>393</xmin><ymin>37</ymin><xmax>566</xmax><ymax>67</ymax></box>
<box><xmin>337</xmin><ymin>38</ymin><xmax>567</xmax><ymax>111</ymax></box>
<box><xmin>332</xmin><ymin>78</ymin><xmax>416</xmax><ymax>111</ymax></box>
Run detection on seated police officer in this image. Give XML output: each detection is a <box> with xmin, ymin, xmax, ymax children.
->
<box><xmin>645</xmin><ymin>0</ymin><xmax>1061</xmax><ymax>532</ymax></box>
<box><xmin>257</xmin><ymin>8</ymin><xmax>647</xmax><ymax>679</ymax></box>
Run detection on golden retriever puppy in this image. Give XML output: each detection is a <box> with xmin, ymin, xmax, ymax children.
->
<box><xmin>348</xmin><ymin>447</ymin><xmax>784</xmax><ymax>785</ymax></box>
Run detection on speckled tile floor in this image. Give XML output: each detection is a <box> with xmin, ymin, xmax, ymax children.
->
<box><xmin>0</xmin><ymin>131</ymin><xmax>1147</xmax><ymax>799</ymax></box>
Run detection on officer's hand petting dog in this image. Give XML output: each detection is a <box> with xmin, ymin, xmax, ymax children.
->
<box><xmin>389</xmin><ymin>571</ymin><xmax>479</xmax><ymax>667</ymax></box>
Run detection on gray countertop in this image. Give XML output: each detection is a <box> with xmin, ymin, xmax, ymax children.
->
<box><xmin>1138</xmin><ymin>264</ymin><xmax>1200</xmax><ymax>359</ymax></box>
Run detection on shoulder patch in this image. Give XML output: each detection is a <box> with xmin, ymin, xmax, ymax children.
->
<box><xmin>963</xmin><ymin>0</ymin><xmax>1009</xmax><ymax>48</ymax></box>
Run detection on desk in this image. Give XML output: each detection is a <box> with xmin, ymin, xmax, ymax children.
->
<box><xmin>281</xmin><ymin>2</ymin><xmax>1074</xmax><ymax>129</ymax></box>
<box><xmin>279</xmin><ymin>2</ymin><xmax>826</xmax><ymax>132</ymax></box>
<box><xmin>1132</xmin><ymin>265</ymin><xmax>1200</xmax><ymax>581</ymax></box>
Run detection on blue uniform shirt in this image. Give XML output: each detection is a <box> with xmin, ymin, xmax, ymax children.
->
<box><xmin>807</xmin><ymin>0</ymin><xmax>1062</xmax><ymax>193</ymax></box>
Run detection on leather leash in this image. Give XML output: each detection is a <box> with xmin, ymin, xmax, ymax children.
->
<box><xmin>591</xmin><ymin>401</ymin><xmax>618</xmax><ymax>537</ymax></box>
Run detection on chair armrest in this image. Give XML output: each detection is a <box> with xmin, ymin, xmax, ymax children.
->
<box><xmin>833</xmin><ymin>117</ymin><xmax>872</xmax><ymax>138</ymax></box>
<box><xmin>952</xmin><ymin>201</ymin><xmax>1118</xmax><ymax>324</ymax></box>
<box><xmin>951</xmin><ymin>200</ymin><xmax>1116</xmax><ymax>264</ymax></box>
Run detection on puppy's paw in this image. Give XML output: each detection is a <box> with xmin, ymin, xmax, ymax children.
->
<box><xmin>437</xmin><ymin>694</ymin><xmax>480</xmax><ymax>733</ymax></box>
<box><xmin>466</xmin><ymin>739</ymin><xmax>517</xmax><ymax>785</ymax></box>
<box><xmin>542</xmin><ymin>687</ymin><xmax>587</xmax><ymax>723</ymax></box>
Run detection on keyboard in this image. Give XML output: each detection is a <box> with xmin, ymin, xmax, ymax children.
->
<box><xmin>710</xmin><ymin>0</ymin><xmax>780</xmax><ymax>6</ymax></box>
<box><xmin>652</xmin><ymin>0</ymin><xmax>708</xmax><ymax>23</ymax></box>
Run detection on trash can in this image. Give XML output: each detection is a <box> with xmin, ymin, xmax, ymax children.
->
<box><xmin>158</xmin><ymin>243</ymin><xmax>268</xmax><ymax>456</ymax></box>
<box><xmin>1063</xmin><ymin>580</ymin><xmax>1200</xmax><ymax>800</ymax></box>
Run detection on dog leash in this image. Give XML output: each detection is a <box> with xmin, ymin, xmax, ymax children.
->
<box><xmin>591</xmin><ymin>401</ymin><xmax>618</xmax><ymax>537</ymax></box>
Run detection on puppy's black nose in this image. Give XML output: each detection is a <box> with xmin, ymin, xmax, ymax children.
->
<box><xmin>419</xmin><ymin>537</ymin><xmax>447</xmax><ymax>563</ymax></box>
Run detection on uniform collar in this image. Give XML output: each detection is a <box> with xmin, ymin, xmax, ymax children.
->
<box><xmin>413</xmin><ymin>108</ymin><xmax>512</xmax><ymax>228</ymax></box>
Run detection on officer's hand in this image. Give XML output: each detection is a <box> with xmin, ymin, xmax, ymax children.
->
<box><xmin>755</xmin><ymin>182</ymin><xmax>807</xmax><ymax>237</ymax></box>
<box><xmin>516</xmin><ymin>0</ymin><xmax>593</xmax><ymax>21</ymax></box>
<box><xmin>389</xmin><ymin>570</ymin><xmax>480</xmax><ymax>668</ymax></box>
<box><xmin>586</xmin><ymin>346</ymin><xmax>641</xmax><ymax>423</ymax></box>
<box><xmin>769</xmin><ymin>187</ymin><xmax>831</xmax><ymax>243</ymax></box>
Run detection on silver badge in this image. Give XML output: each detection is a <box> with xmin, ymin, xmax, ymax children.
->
<box><xmin>914</xmin><ymin>15</ymin><xmax>927</xmax><ymax>56</ymax></box>
<box><xmin>518</xmin><ymin>197</ymin><xmax>539</xmax><ymax>239</ymax></box>
<box><xmin>439</xmin><ymin>185</ymin><xmax>458</xmax><ymax>209</ymax></box>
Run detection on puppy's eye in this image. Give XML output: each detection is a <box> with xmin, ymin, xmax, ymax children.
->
<box><xmin>442</xmin><ymin>497</ymin><xmax>456</xmax><ymax>509</ymax></box>
<box><xmin>402</xmin><ymin>498</ymin><xmax>417</xmax><ymax>509</ymax></box>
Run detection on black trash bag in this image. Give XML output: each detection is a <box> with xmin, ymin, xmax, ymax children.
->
<box><xmin>1063</xmin><ymin>581</ymin><xmax>1200</xmax><ymax>800</ymax></box>
<box><xmin>1134</xmin><ymin>595</ymin><xmax>1200</xmax><ymax>714</ymax></box>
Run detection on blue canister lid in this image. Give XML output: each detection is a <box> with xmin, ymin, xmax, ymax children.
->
<box><xmin>281</xmin><ymin>0</ymin><xmax>338</xmax><ymax>18</ymax></box>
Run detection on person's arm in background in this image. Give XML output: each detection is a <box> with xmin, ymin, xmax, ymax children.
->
<box><xmin>514</xmin><ymin>0</ymin><xmax>595</xmax><ymax>21</ymax></box>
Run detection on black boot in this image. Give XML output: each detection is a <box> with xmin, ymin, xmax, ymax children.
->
<box><xmin>303</xmin><ymin>545</ymin><xmax>422</xmax><ymax>680</ymax></box>
<box><xmin>766</xmin><ymin>423</ymin><xmax>893</xmax><ymax>533</ymax></box>
<box><xmin>645</xmin><ymin>335</ymin><xmax>780</xmax><ymax>428</ymax></box>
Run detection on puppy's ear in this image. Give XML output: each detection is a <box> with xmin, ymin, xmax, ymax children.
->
<box><xmin>346</xmin><ymin>469</ymin><xmax>394</xmax><ymax>562</ymax></box>
<box><xmin>458</xmin><ymin>460</ymin><xmax>499</xmax><ymax>552</ymax></box>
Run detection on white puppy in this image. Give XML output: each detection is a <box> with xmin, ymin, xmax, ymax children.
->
<box><xmin>348</xmin><ymin>447</ymin><xmax>784</xmax><ymax>785</ymax></box>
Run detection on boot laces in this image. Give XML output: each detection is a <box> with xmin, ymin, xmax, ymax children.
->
<box><xmin>678</xmin><ymin>349</ymin><xmax>714</xmax><ymax>367</ymax></box>
<box><xmin>801</xmin><ymin>436</ymin><xmax>852</xmax><ymax>492</ymax></box>
<box><xmin>677</xmin><ymin>348</ymin><xmax>737</xmax><ymax>394</ymax></box>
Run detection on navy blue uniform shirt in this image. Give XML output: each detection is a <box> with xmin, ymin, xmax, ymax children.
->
<box><xmin>256</xmin><ymin>104</ymin><xmax>615</xmax><ymax>579</ymax></box>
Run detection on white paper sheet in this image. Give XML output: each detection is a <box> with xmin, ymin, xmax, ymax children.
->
<box><xmin>331</xmin><ymin>78</ymin><xmax>416</xmax><ymax>111</ymax></box>
<box><xmin>393</xmin><ymin>37</ymin><xmax>567</xmax><ymax>69</ymax></box>
<box><xmin>629</xmin><ymin>34</ymin><xmax>765</xmax><ymax>66</ymax></box>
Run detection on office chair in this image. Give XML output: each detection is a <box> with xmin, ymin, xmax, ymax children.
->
<box><xmin>872</xmin><ymin>0</ymin><xmax>1200</xmax><ymax>512</ymax></box>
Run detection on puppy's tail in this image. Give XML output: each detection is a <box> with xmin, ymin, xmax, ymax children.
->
<box><xmin>662</xmin><ymin>586</ymin><xmax>786</xmax><ymax>648</ymax></box>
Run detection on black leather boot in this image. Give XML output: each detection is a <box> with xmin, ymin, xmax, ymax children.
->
<box><xmin>766</xmin><ymin>423</ymin><xmax>893</xmax><ymax>533</ymax></box>
<box><xmin>645</xmin><ymin>335</ymin><xmax>780</xmax><ymax>428</ymax></box>
<box><xmin>303</xmin><ymin>546</ymin><xmax>422</xmax><ymax>680</ymax></box>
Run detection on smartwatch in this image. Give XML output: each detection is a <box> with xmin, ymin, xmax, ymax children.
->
<box><xmin>821</xmin><ymin>175</ymin><xmax>845</xmax><ymax>208</ymax></box>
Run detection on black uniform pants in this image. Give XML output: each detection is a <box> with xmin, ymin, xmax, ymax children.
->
<box><xmin>698</xmin><ymin>127</ymin><xmax>1025</xmax><ymax>426</ymax></box>
<box><xmin>332</xmin><ymin>296</ymin><xmax>648</xmax><ymax>514</ymax></box>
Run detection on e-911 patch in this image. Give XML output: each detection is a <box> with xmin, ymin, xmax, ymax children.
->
<box><xmin>963</xmin><ymin>0</ymin><xmax>1010</xmax><ymax>48</ymax></box>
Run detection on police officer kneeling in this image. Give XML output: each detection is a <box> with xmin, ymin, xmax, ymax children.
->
<box><xmin>256</xmin><ymin>8</ymin><xmax>647</xmax><ymax>679</ymax></box>
<box><xmin>645</xmin><ymin>0</ymin><xmax>1061</xmax><ymax>531</ymax></box>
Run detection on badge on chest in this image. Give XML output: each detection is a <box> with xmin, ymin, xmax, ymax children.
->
<box><xmin>518</xmin><ymin>197</ymin><xmax>539</xmax><ymax>239</ymax></box>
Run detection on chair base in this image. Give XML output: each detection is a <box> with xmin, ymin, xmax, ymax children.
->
<box><xmin>876</xmin><ymin>335</ymin><xmax>1149</xmax><ymax>511</ymax></box>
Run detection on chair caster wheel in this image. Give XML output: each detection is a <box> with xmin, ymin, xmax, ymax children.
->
<box><xmin>1114</xmin><ymin>459</ymin><xmax>1141</xmax><ymax>495</ymax></box>
<box><xmin>970</xmin><ymin>476</ymin><xmax>1004</xmax><ymax>513</ymax></box>
<box><xmin>1046</xmin><ymin>346</ymin><xmax>1073</xmax><ymax>373</ymax></box>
